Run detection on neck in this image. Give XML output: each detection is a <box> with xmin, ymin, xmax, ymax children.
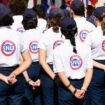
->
<box><xmin>96</xmin><ymin>21</ymin><xmax>101</xmax><ymax>27</ymax></box>
<box><xmin>73</xmin><ymin>14</ymin><xmax>83</xmax><ymax>18</ymax></box>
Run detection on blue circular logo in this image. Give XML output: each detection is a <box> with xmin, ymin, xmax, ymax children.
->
<box><xmin>70</xmin><ymin>55</ymin><xmax>82</xmax><ymax>70</ymax></box>
<box><xmin>102</xmin><ymin>40</ymin><xmax>105</xmax><ymax>51</ymax></box>
<box><xmin>17</xmin><ymin>27</ymin><xmax>25</xmax><ymax>32</ymax></box>
<box><xmin>79</xmin><ymin>30</ymin><xmax>89</xmax><ymax>42</ymax></box>
<box><xmin>53</xmin><ymin>40</ymin><xmax>64</xmax><ymax>49</ymax></box>
<box><xmin>1</xmin><ymin>40</ymin><xmax>16</xmax><ymax>56</ymax></box>
<box><xmin>29</xmin><ymin>41</ymin><xmax>38</xmax><ymax>54</ymax></box>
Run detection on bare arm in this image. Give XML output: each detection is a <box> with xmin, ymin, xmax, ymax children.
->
<box><xmin>0</xmin><ymin>73</ymin><xmax>10</xmax><ymax>84</ymax></box>
<box><xmin>58</xmin><ymin>72</ymin><xmax>82</xmax><ymax>99</ymax></box>
<box><xmin>93</xmin><ymin>60</ymin><xmax>105</xmax><ymax>71</ymax></box>
<box><xmin>58</xmin><ymin>72</ymin><xmax>75</xmax><ymax>93</ymax></box>
<box><xmin>11</xmin><ymin>51</ymin><xmax>32</xmax><ymax>76</ymax></box>
<box><xmin>8</xmin><ymin>51</ymin><xmax>32</xmax><ymax>85</ymax></box>
<box><xmin>39</xmin><ymin>49</ymin><xmax>55</xmax><ymax>80</ymax></box>
<box><xmin>81</xmin><ymin>68</ymin><xmax>93</xmax><ymax>91</ymax></box>
<box><xmin>23</xmin><ymin>70</ymin><xmax>30</xmax><ymax>81</ymax></box>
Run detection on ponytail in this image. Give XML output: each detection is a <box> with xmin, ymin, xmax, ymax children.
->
<box><xmin>69</xmin><ymin>29</ymin><xmax>77</xmax><ymax>54</ymax></box>
<box><xmin>61</xmin><ymin>25</ymin><xmax>77</xmax><ymax>54</ymax></box>
<box><xmin>49</xmin><ymin>18</ymin><xmax>60</xmax><ymax>33</ymax></box>
<box><xmin>101</xmin><ymin>15</ymin><xmax>105</xmax><ymax>35</ymax></box>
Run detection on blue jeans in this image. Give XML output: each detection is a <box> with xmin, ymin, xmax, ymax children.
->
<box><xmin>41</xmin><ymin>64</ymin><xmax>58</xmax><ymax>105</ymax></box>
<box><xmin>23</xmin><ymin>62</ymin><xmax>42</xmax><ymax>105</ymax></box>
<box><xmin>0</xmin><ymin>66</ymin><xmax>24</xmax><ymax>105</ymax></box>
<box><xmin>58</xmin><ymin>78</ymin><xmax>84</xmax><ymax>105</ymax></box>
<box><xmin>84</xmin><ymin>60</ymin><xmax>105</xmax><ymax>105</ymax></box>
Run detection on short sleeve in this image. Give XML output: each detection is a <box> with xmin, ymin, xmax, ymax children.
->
<box><xmin>84</xmin><ymin>33</ymin><xmax>92</xmax><ymax>47</ymax></box>
<box><xmin>19</xmin><ymin>33</ymin><xmax>29</xmax><ymax>52</ymax></box>
<box><xmin>38</xmin><ymin>36</ymin><xmax>47</xmax><ymax>50</ymax></box>
<box><xmin>53</xmin><ymin>48</ymin><xmax>64</xmax><ymax>73</ymax></box>
<box><xmin>86</xmin><ymin>47</ymin><xmax>93</xmax><ymax>69</ymax></box>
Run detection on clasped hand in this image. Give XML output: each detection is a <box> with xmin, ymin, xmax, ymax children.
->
<box><xmin>74</xmin><ymin>89</ymin><xmax>85</xmax><ymax>99</ymax></box>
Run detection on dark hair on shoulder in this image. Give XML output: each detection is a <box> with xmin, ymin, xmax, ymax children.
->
<box><xmin>61</xmin><ymin>25</ymin><xmax>77</xmax><ymax>53</ymax></box>
<box><xmin>61</xmin><ymin>18</ymin><xmax>78</xmax><ymax>53</ymax></box>
<box><xmin>35</xmin><ymin>4</ymin><xmax>46</xmax><ymax>19</ymax></box>
<box><xmin>101</xmin><ymin>15</ymin><xmax>105</xmax><ymax>35</ymax></box>
<box><xmin>0</xmin><ymin>15</ymin><xmax>14</xmax><ymax>27</ymax></box>
<box><xmin>22</xmin><ymin>17</ymin><xmax>37</xmax><ymax>30</ymax></box>
<box><xmin>9</xmin><ymin>0</ymin><xmax>28</xmax><ymax>15</ymax></box>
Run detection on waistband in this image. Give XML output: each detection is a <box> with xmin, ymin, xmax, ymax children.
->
<box><xmin>0</xmin><ymin>65</ymin><xmax>19</xmax><ymax>71</ymax></box>
<box><xmin>68</xmin><ymin>77</ymin><xmax>84</xmax><ymax>81</ymax></box>
<box><xmin>93</xmin><ymin>59</ymin><xmax>105</xmax><ymax>65</ymax></box>
<box><xmin>32</xmin><ymin>61</ymin><xmax>39</xmax><ymax>64</ymax></box>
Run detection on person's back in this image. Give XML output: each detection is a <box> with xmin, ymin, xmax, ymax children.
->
<box><xmin>70</xmin><ymin>0</ymin><xmax>96</xmax><ymax>42</ymax></box>
<box><xmin>53</xmin><ymin>17</ymin><xmax>93</xmax><ymax>105</ymax></box>
<box><xmin>9</xmin><ymin>0</ymin><xmax>28</xmax><ymax>32</ymax></box>
<box><xmin>0</xmin><ymin>28</ymin><xmax>23</xmax><ymax>66</ymax></box>
<box><xmin>54</xmin><ymin>38</ymin><xmax>92</xmax><ymax>79</ymax></box>
<box><xmin>34</xmin><ymin>5</ymin><xmax>47</xmax><ymax>33</ymax></box>
<box><xmin>84</xmin><ymin>6</ymin><xmax>105</xmax><ymax>105</ymax></box>
<box><xmin>0</xmin><ymin>4</ymin><xmax>32</xmax><ymax>105</ymax></box>
<box><xmin>75</xmin><ymin>17</ymin><xmax>95</xmax><ymax>42</ymax></box>
<box><xmin>22</xmin><ymin>8</ymin><xmax>42</xmax><ymax>105</ymax></box>
<box><xmin>39</xmin><ymin>8</ymin><xmax>66</xmax><ymax>105</ymax></box>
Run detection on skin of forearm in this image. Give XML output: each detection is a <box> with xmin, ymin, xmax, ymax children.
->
<box><xmin>58</xmin><ymin>72</ymin><xmax>76</xmax><ymax>93</ymax></box>
<box><xmin>81</xmin><ymin>68</ymin><xmax>93</xmax><ymax>90</ymax></box>
<box><xmin>93</xmin><ymin>60</ymin><xmax>105</xmax><ymax>71</ymax></box>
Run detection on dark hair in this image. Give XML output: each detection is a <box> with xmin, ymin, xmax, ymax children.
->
<box><xmin>86</xmin><ymin>5</ymin><xmax>95</xmax><ymax>17</ymax></box>
<box><xmin>9</xmin><ymin>0</ymin><xmax>27</xmax><ymax>15</ymax></box>
<box><xmin>49</xmin><ymin>15</ymin><xmax>62</xmax><ymax>33</ymax></box>
<box><xmin>22</xmin><ymin>17</ymin><xmax>37</xmax><ymax>30</ymax></box>
<box><xmin>61</xmin><ymin>24</ymin><xmax>77</xmax><ymax>53</ymax></box>
<box><xmin>0</xmin><ymin>15</ymin><xmax>14</xmax><ymax>26</ymax></box>
<box><xmin>35</xmin><ymin>4</ymin><xmax>46</xmax><ymax>19</ymax></box>
<box><xmin>62</xmin><ymin>9</ymin><xmax>71</xmax><ymax>18</ymax></box>
<box><xmin>48</xmin><ymin>8</ymin><xmax>65</xmax><ymax>33</ymax></box>
<box><xmin>72</xmin><ymin>6</ymin><xmax>85</xmax><ymax>16</ymax></box>
<box><xmin>101</xmin><ymin>15</ymin><xmax>105</xmax><ymax>35</ymax></box>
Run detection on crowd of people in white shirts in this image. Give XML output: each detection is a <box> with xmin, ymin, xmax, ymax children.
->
<box><xmin>0</xmin><ymin>0</ymin><xmax>105</xmax><ymax>105</ymax></box>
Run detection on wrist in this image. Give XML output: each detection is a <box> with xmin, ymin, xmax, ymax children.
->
<box><xmin>0</xmin><ymin>74</ymin><xmax>5</xmax><ymax>81</ymax></box>
<box><xmin>81</xmin><ymin>87</ymin><xmax>87</xmax><ymax>92</ymax></box>
<box><xmin>69</xmin><ymin>85</ymin><xmax>76</xmax><ymax>93</ymax></box>
<box><xmin>66</xmin><ymin>82</ymin><xmax>71</xmax><ymax>89</ymax></box>
<box><xmin>53</xmin><ymin>74</ymin><xmax>56</xmax><ymax>80</ymax></box>
<box><xmin>27</xmin><ymin>79</ymin><xmax>31</xmax><ymax>83</ymax></box>
<box><xmin>11</xmin><ymin>72</ymin><xmax>17</xmax><ymax>77</ymax></box>
<box><xmin>72</xmin><ymin>88</ymin><xmax>77</xmax><ymax>95</ymax></box>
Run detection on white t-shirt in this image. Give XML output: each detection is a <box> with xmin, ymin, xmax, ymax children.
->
<box><xmin>0</xmin><ymin>27</ymin><xmax>26</xmax><ymax>67</ymax></box>
<box><xmin>53</xmin><ymin>39</ymin><xmax>93</xmax><ymax>79</ymax></box>
<box><xmin>11</xmin><ymin>15</ymin><xmax>25</xmax><ymax>32</ymax></box>
<box><xmin>22</xmin><ymin>29</ymin><xmax>43</xmax><ymax>62</ymax></box>
<box><xmin>39</xmin><ymin>27</ymin><xmax>64</xmax><ymax>64</ymax></box>
<box><xmin>36</xmin><ymin>18</ymin><xmax>47</xmax><ymax>33</ymax></box>
<box><xmin>85</xmin><ymin>26</ymin><xmax>105</xmax><ymax>60</ymax></box>
<box><xmin>75</xmin><ymin>17</ymin><xmax>96</xmax><ymax>42</ymax></box>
